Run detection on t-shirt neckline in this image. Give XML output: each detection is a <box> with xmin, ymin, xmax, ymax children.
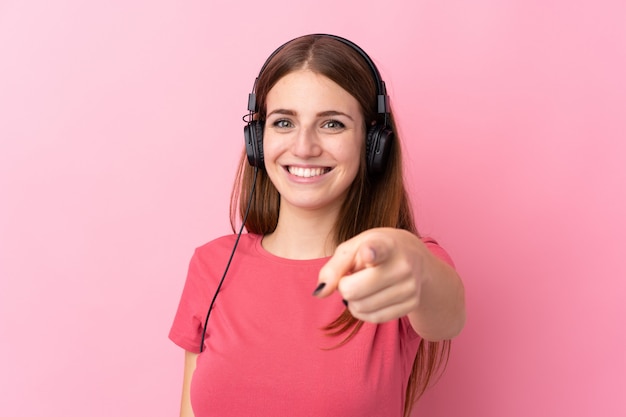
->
<box><xmin>252</xmin><ymin>234</ymin><xmax>331</xmax><ymax>266</ymax></box>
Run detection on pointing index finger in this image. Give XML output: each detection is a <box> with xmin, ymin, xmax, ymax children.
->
<box><xmin>314</xmin><ymin>234</ymin><xmax>384</xmax><ymax>298</ymax></box>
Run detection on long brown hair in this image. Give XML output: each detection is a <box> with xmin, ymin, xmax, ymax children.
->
<box><xmin>229</xmin><ymin>34</ymin><xmax>450</xmax><ymax>417</ymax></box>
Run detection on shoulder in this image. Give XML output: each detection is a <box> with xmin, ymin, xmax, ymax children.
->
<box><xmin>194</xmin><ymin>233</ymin><xmax>262</xmax><ymax>258</ymax></box>
<box><xmin>182</xmin><ymin>233</ymin><xmax>263</xmax><ymax>289</ymax></box>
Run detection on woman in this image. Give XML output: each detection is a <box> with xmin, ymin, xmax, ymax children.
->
<box><xmin>169</xmin><ymin>34</ymin><xmax>465</xmax><ymax>417</ymax></box>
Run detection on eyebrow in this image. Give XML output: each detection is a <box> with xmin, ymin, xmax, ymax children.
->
<box><xmin>266</xmin><ymin>109</ymin><xmax>354</xmax><ymax>121</ymax></box>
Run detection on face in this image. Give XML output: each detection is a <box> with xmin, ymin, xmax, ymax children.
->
<box><xmin>262</xmin><ymin>69</ymin><xmax>365</xmax><ymax>216</ymax></box>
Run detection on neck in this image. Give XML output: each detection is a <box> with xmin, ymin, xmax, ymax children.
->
<box><xmin>262</xmin><ymin>205</ymin><xmax>339</xmax><ymax>260</ymax></box>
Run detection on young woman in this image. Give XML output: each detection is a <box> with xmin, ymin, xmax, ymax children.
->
<box><xmin>169</xmin><ymin>34</ymin><xmax>465</xmax><ymax>417</ymax></box>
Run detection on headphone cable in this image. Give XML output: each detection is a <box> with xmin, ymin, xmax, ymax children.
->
<box><xmin>199</xmin><ymin>166</ymin><xmax>259</xmax><ymax>352</ymax></box>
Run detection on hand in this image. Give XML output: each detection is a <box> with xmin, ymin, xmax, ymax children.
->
<box><xmin>314</xmin><ymin>228</ymin><xmax>429</xmax><ymax>324</ymax></box>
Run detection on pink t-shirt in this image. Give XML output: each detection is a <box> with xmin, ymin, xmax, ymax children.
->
<box><xmin>169</xmin><ymin>233</ymin><xmax>453</xmax><ymax>417</ymax></box>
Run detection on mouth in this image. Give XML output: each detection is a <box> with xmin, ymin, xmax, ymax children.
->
<box><xmin>286</xmin><ymin>166</ymin><xmax>332</xmax><ymax>178</ymax></box>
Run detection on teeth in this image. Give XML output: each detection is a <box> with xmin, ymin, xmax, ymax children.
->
<box><xmin>288</xmin><ymin>166</ymin><xmax>327</xmax><ymax>178</ymax></box>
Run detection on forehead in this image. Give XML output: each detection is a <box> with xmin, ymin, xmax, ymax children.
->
<box><xmin>266</xmin><ymin>70</ymin><xmax>361</xmax><ymax>114</ymax></box>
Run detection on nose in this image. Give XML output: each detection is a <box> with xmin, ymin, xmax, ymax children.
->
<box><xmin>291</xmin><ymin>126</ymin><xmax>322</xmax><ymax>159</ymax></box>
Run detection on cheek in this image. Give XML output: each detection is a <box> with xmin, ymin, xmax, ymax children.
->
<box><xmin>261</xmin><ymin>132</ymin><xmax>280</xmax><ymax>161</ymax></box>
<box><xmin>340</xmin><ymin>136</ymin><xmax>365</xmax><ymax>167</ymax></box>
<box><xmin>261</xmin><ymin>135</ymin><xmax>285</xmax><ymax>181</ymax></box>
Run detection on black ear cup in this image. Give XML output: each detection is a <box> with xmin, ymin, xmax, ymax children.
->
<box><xmin>244</xmin><ymin>121</ymin><xmax>265</xmax><ymax>168</ymax></box>
<box><xmin>366</xmin><ymin>125</ymin><xmax>394</xmax><ymax>175</ymax></box>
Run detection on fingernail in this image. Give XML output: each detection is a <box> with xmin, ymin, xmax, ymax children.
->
<box><xmin>312</xmin><ymin>282</ymin><xmax>326</xmax><ymax>296</ymax></box>
<box><xmin>342</xmin><ymin>299</ymin><xmax>348</xmax><ymax>307</ymax></box>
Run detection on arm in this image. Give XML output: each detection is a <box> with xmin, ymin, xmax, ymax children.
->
<box><xmin>316</xmin><ymin>227</ymin><xmax>465</xmax><ymax>341</ymax></box>
<box><xmin>405</xmin><ymin>248</ymin><xmax>465</xmax><ymax>341</ymax></box>
<box><xmin>180</xmin><ymin>350</ymin><xmax>199</xmax><ymax>417</ymax></box>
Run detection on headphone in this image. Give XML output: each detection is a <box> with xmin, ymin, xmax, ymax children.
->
<box><xmin>243</xmin><ymin>34</ymin><xmax>394</xmax><ymax>176</ymax></box>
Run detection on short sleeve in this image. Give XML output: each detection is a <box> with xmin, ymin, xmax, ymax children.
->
<box><xmin>421</xmin><ymin>236</ymin><xmax>455</xmax><ymax>268</ymax></box>
<box><xmin>168</xmin><ymin>249</ymin><xmax>212</xmax><ymax>353</ymax></box>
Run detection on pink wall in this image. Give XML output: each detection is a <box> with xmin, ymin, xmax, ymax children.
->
<box><xmin>1</xmin><ymin>1</ymin><xmax>624</xmax><ymax>416</ymax></box>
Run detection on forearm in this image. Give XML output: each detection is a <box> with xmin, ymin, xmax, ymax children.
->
<box><xmin>407</xmin><ymin>253</ymin><xmax>466</xmax><ymax>341</ymax></box>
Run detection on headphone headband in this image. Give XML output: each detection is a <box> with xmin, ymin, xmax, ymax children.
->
<box><xmin>248</xmin><ymin>34</ymin><xmax>389</xmax><ymax>115</ymax></box>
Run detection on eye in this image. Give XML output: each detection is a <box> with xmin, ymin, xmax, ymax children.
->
<box><xmin>272</xmin><ymin>119</ymin><xmax>293</xmax><ymax>129</ymax></box>
<box><xmin>322</xmin><ymin>120</ymin><xmax>345</xmax><ymax>130</ymax></box>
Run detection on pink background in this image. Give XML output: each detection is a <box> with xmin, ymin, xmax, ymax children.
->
<box><xmin>1</xmin><ymin>1</ymin><xmax>624</xmax><ymax>416</ymax></box>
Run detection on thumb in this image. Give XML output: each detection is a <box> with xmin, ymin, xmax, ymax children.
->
<box><xmin>313</xmin><ymin>240</ymin><xmax>378</xmax><ymax>298</ymax></box>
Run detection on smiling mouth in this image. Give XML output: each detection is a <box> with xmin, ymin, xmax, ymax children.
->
<box><xmin>287</xmin><ymin>166</ymin><xmax>332</xmax><ymax>178</ymax></box>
